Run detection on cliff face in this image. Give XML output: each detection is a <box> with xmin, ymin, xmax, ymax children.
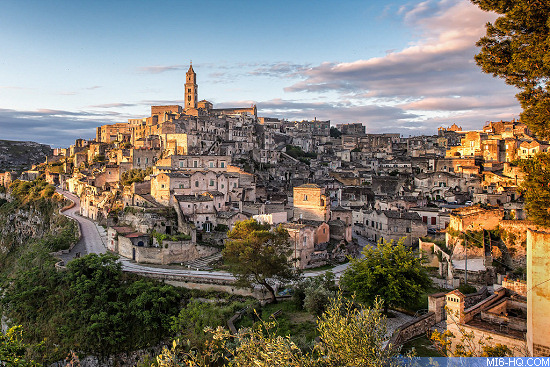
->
<box><xmin>0</xmin><ymin>139</ymin><xmax>52</xmax><ymax>171</ymax></box>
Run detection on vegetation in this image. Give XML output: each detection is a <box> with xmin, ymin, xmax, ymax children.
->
<box><xmin>223</xmin><ymin>219</ymin><xmax>299</xmax><ymax>303</ymax></box>
<box><xmin>473</xmin><ymin>0</ymin><xmax>550</xmax><ymax>224</ymax></box>
<box><xmin>9</xmin><ymin>179</ymin><xmax>57</xmax><ymax>202</ymax></box>
<box><xmin>152</xmin><ymin>230</ymin><xmax>192</xmax><ymax>245</ymax></box>
<box><xmin>285</xmin><ymin>145</ymin><xmax>317</xmax><ymax>165</ymax></box>
<box><xmin>1</xmin><ymin>253</ymin><xmax>183</xmax><ymax>363</ymax></box>
<box><xmin>292</xmin><ymin>271</ymin><xmax>338</xmax><ymax>316</ymax></box>
<box><xmin>341</xmin><ymin>238</ymin><xmax>431</xmax><ymax>313</ymax></box>
<box><xmin>155</xmin><ymin>294</ymin><xmax>405</xmax><ymax>367</ymax></box>
<box><xmin>458</xmin><ymin>283</ymin><xmax>478</xmax><ymax>295</ymax></box>
<box><xmin>0</xmin><ymin>326</ymin><xmax>39</xmax><ymax>367</ymax></box>
<box><xmin>329</xmin><ymin>126</ymin><xmax>342</xmax><ymax>138</ymax></box>
<box><xmin>170</xmin><ymin>298</ymin><xmax>257</xmax><ymax>350</ymax></box>
<box><xmin>120</xmin><ymin>167</ymin><xmax>153</xmax><ymax>186</ymax></box>
<box><xmin>431</xmin><ymin>326</ymin><xmax>512</xmax><ymax>357</ymax></box>
<box><xmin>474</xmin><ymin>0</ymin><xmax>550</xmax><ymax>140</ymax></box>
<box><xmin>517</xmin><ymin>154</ymin><xmax>550</xmax><ymax>226</ymax></box>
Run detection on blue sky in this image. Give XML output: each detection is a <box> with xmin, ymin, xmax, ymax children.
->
<box><xmin>0</xmin><ymin>0</ymin><xmax>520</xmax><ymax>147</ymax></box>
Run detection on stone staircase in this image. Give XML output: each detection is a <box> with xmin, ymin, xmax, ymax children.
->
<box><xmin>184</xmin><ymin>252</ymin><xmax>222</xmax><ymax>271</ymax></box>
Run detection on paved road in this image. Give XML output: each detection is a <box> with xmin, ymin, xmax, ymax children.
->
<box><xmin>56</xmin><ymin>189</ymin><xmax>361</xmax><ymax>282</ymax></box>
<box><xmin>57</xmin><ymin>189</ymin><xmax>107</xmax><ymax>263</ymax></box>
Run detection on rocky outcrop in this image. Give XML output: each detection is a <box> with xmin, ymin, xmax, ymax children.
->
<box><xmin>0</xmin><ymin>139</ymin><xmax>52</xmax><ymax>171</ymax></box>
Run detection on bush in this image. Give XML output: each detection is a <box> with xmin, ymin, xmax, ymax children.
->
<box><xmin>458</xmin><ymin>283</ymin><xmax>477</xmax><ymax>294</ymax></box>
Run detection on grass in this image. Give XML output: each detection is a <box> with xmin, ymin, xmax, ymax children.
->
<box><xmin>236</xmin><ymin>300</ymin><xmax>318</xmax><ymax>348</ymax></box>
<box><xmin>401</xmin><ymin>286</ymin><xmax>448</xmax><ymax>314</ymax></box>
<box><xmin>401</xmin><ymin>335</ymin><xmax>441</xmax><ymax>357</ymax></box>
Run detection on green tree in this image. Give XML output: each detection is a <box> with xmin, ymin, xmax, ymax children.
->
<box><xmin>473</xmin><ymin>0</ymin><xmax>550</xmax><ymax>139</ymax></box>
<box><xmin>340</xmin><ymin>239</ymin><xmax>431</xmax><ymax>313</ymax></box>
<box><xmin>315</xmin><ymin>295</ymin><xmax>404</xmax><ymax>367</ymax></box>
<box><xmin>473</xmin><ymin>0</ymin><xmax>550</xmax><ymax>223</ymax></box>
<box><xmin>517</xmin><ymin>154</ymin><xmax>550</xmax><ymax>226</ymax></box>
<box><xmin>223</xmin><ymin>219</ymin><xmax>299</xmax><ymax>303</ymax></box>
<box><xmin>293</xmin><ymin>271</ymin><xmax>338</xmax><ymax>316</ymax></box>
<box><xmin>154</xmin><ymin>293</ymin><xmax>404</xmax><ymax>367</ymax></box>
<box><xmin>330</xmin><ymin>126</ymin><xmax>342</xmax><ymax>138</ymax></box>
<box><xmin>63</xmin><ymin>253</ymin><xmax>128</xmax><ymax>360</ymax></box>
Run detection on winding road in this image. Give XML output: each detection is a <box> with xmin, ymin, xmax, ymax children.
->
<box><xmin>56</xmin><ymin>189</ymin><xmax>357</xmax><ymax>282</ymax></box>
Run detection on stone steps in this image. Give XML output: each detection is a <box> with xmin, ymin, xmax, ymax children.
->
<box><xmin>184</xmin><ymin>252</ymin><xmax>222</xmax><ymax>271</ymax></box>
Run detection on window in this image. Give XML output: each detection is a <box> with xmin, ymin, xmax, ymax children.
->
<box><xmin>304</xmin><ymin>194</ymin><xmax>308</xmax><ymax>201</ymax></box>
<box><xmin>179</xmin><ymin>184</ymin><xmax>184</xmax><ymax>189</ymax></box>
<box><xmin>179</xmin><ymin>161</ymin><xmax>184</xmax><ymax>168</ymax></box>
<box><xmin>209</xmin><ymin>161</ymin><xmax>214</xmax><ymax>168</ymax></box>
<box><xmin>221</xmin><ymin>184</ymin><xmax>224</xmax><ymax>189</ymax></box>
<box><xmin>234</xmin><ymin>183</ymin><xmax>237</xmax><ymax>188</ymax></box>
<box><xmin>161</xmin><ymin>184</ymin><xmax>165</xmax><ymax>189</ymax></box>
<box><xmin>209</xmin><ymin>179</ymin><xmax>214</xmax><ymax>186</ymax></box>
<box><xmin>431</xmin><ymin>217</ymin><xmax>436</xmax><ymax>225</ymax></box>
<box><xmin>195</xmin><ymin>181</ymin><xmax>199</xmax><ymax>187</ymax></box>
<box><xmin>220</xmin><ymin>161</ymin><xmax>225</xmax><ymax>168</ymax></box>
<box><xmin>193</xmin><ymin>161</ymin><xmax>198</xmax><ymax>168</ymax></box>
<box><xmin>406</xmin><ymin>227</ymin><xmax>411</xmax><ymax>233</ymax></box>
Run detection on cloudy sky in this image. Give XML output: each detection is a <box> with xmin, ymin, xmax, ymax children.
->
<box><xmin>0</xmin><ymin>0</ymin><xmax>520</xmax><ymax>147</ymax></box>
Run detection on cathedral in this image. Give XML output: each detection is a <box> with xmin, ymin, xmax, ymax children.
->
<box><xmin>182</xmin><ymin>63</ymin><xmax>256</xmax><ymax>117</ymax></box>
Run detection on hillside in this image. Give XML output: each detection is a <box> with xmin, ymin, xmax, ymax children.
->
<box><xmin>0</xmin><ymin>139</ymin><xmax>52</xmax><ymax>172</ymax></box>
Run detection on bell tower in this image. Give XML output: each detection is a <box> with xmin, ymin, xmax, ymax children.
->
<box><xmin>184</xmin><ymin>62</ymin><xmax>198</xmax><ymax>110</ymax></box>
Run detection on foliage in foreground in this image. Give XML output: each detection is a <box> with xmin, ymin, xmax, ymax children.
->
<box><xmin>517</xmin><ymin>154</ymin><xmax>550</xmax><ymax>226</ymax></box>
<box><xmin>0</xmin><ymin>326</ymin><xmax>39</xmax><ymax>367</ymax></box>
<box><xmin>472</xmin><ymin>0</ymin><xmax>550</xmax><ymax>223</ymax></box>
<box><xmin>155</xmin><ymin>294</ymin><xmax>405</xmax><ymax>367</ymax></box>
<box><xmin>1</xmin><ymin>253</ymin><xmax>182</xmax><ymax>363</ymax></box>
<box><xmin>340</xmin><ymin>238</ymin><xmax>431</xmax><ymax>313</ymax></box>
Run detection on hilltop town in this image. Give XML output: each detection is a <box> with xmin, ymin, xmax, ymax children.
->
<box><xmin>1</xmin><ymin>64</ymin><xmax>549</xmax><ymax>357</ymax></box>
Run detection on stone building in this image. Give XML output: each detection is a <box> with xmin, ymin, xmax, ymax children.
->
<box><xmin>336</xmin><ymin>123</ymin><xmax>366</xmax><ymax>135</ymax></box>
<box><xmin>292</xmin><ymin>183</ymin><xmax>330</xmax><ymax>222</ymax></box>
<box><xmin>360</xmin><ymin>209</ymin><xmax>426</xmax><ymax>245</ymax></box>
<box><xmin>444</xmin><ymin>287</ymin><xmax>527</xmax><ymax>356</ymax></box>
<box><xmin>281</xmin><ymin>222</ymin><xmax>319</xmax><ymax>269</ymax></box>
<box><xmin>175</xmin><ymin>192</ymin><xmax>226</xmax><ymax>232</ymax></box>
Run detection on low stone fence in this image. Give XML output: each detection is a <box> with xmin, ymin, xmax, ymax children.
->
<box><xmin>387</xmin><ymin>311</ymin><xmax>437</xmax><ymax>347</ymax></box>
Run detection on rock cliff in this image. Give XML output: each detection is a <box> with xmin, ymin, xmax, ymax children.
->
<box><xmin>0</xmin><ymin>139</ymin><xmax>52</xmax><ymax>171</ymax></box>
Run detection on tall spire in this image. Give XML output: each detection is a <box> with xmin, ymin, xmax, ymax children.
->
<box><xmin>185</xmin><ymin>61</ymin><xmax>197</xmax><ymax>110</ymax></box>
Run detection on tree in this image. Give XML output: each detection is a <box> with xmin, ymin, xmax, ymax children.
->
<box><xmin>315</xmin><ymin>294</ymin><xmax>405</xmax><ymax>367</ymax></box>
<box><xmin>516</xmin><ymin>154</ymin><xmax>550</xmax><ymax>226</ymax></box>
<box><xmin>223</xmin><ymin>219</ymin><xmax>298</xmax><ymax>303</ymax></box>
<box><xmin>330</xmin><ymin>126</ymin><xmax>342</xmax><ymax>138</ymax></box>
<box><xmin>154</xmin><ymin>293</ymin><xmax>405</xmax><ymax>367</ymax></box>
<box><xmin>473</xmin><ymin>1</ymin><xmax>550</xmax><ymax>223</ymax></box>
<box><xmin>293</xmin><ymin>271</ymin><xmax>338</xmax><ymax>316</ymax></box>
<box><xmin>340</xmin><ymin>239</ymin><xmax>431</xmax><ymax>313</ymax></box>
<box><xmin>473</xmin><ymin>0</ymin><xmax>550</xmax><ymax>139</ymax></box>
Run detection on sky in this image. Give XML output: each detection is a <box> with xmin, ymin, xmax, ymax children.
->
<box><xmin>0</xmin><ymin>0</ymin><xmax>521</xmax><ymax>148</ymax></box>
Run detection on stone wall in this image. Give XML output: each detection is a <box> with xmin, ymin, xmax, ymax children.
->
<box><xmin>527</xmin><ymin>229</ymin><xmax>550</xmax><ymax>356</ymax></box>
<box><xmin>428</xmin><ymin>293</ymin><xmax>447</xmax><ymax>323</ymax></box>
<box><xmin>502</xmin><ymin>278</ymin><xmax>527</xmax><ymax>297</ymax></box>
<box><xmin>117</xmin><ymin>237</ymin><xmax>218</xmax><ymax>265</ymax></box>
<box><xmin>388</xmin><ymin>311</ymin><xmax>437</xmax><ymax>347</ymax></box>
<box><xmin>446</xmin><ymin>321</ymin><xmax>526</xmax><ymax>356</ymax></box>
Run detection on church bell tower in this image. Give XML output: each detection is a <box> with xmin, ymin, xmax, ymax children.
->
<box><xmin>184</xmin><ymin>62</ymin><xmax>198</xmax><ymax>110</ymax></box>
